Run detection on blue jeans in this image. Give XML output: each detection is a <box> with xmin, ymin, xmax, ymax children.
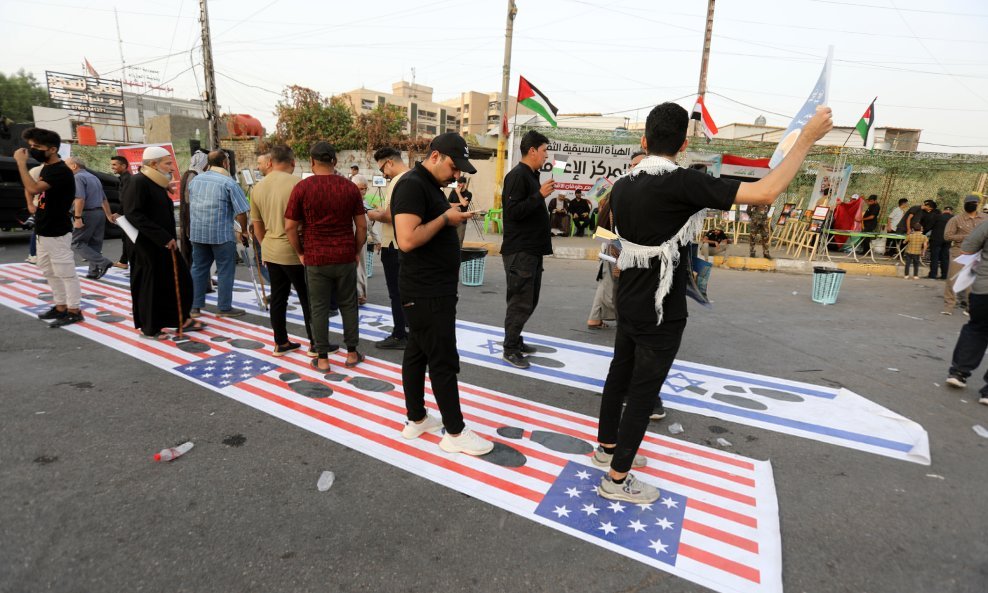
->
<box><xmin>191</xmin><ymin>241</ymin><xmax>237</xmax><ymax>311</ymax></box>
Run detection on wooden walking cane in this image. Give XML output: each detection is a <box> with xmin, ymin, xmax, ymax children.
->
<box><xmin>171</xmin><ymin>248</ymin><xmax>184</xmax><ymax>338</ymax></box>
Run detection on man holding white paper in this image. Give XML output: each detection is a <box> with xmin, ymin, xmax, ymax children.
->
<box><xmin>945</xmin><ymin>218</ymin><xmax>988</xmax><ymax>405</ymax></box>
<box><xmin>942</xmin><ymin>195</ymin><xmax>986</xmax><ymax>315</ymax></box>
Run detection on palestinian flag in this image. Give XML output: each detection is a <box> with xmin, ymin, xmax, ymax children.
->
<box><xmin>856</xmin><ymin>98</ymin><xmax>876</xmax><ymax>146</ymax></box>
<box><xmin>552</xmin><ymin>154</ymin><xmax>568</xmax><ymax>176</ymax></box>
<box><xmin>518</xmin><ymin>76</ymin><xmax>558</xmax><ymax>128</ymax></box>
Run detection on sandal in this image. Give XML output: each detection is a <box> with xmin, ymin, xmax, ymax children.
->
<box><xmin>311</xmin><ymin>358</ymin><xmax>331</xmax><ymax>372</ymax></box>
<box><xmin>139</xmin><ymin>331</ymin><xmax>169</xmax><ymax>341</ymax></box>
<box><xmin>344</xmin><ymin>351</ymin><xmax>365</xmax><ymax>368</ymax></box>
<box><xmin>182</xmin><ymin>320</ymin><xmax>208</xmax><ymax>333</ymax></box>
<box><xmin>587</xmin><ymin>321</ymin><xmax>609</xmax><ymax>329</ymax></box>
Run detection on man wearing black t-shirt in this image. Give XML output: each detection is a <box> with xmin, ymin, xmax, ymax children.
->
<box><xmin>391</xmin><ymin>133</ymin><xmax>493</xmax><ymax>457</ymax></box>
<box><xmin>593</xmin><ymin>102</ymin><xmax>833</xmax><ymax>504</ymax></box>
<box><xmin>448</xmin><ymin>176</ymin><xmax>473</xmax><ymax>246</ymax></box>
<box><xmin>500</xmin><ymin>130</ymin><xmax>555</xmax><ymax>369</ymax></box>
<box><xmin>857</xmin><ymin>194</ymin><xmax>881</xmax><ymax>254</ymax></box>
<box><xmin>15</xmin><ymin>128</ymin><xmax>84</xmax><ymax>327</ymax></box>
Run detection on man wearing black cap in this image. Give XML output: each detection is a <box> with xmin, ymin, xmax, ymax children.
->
<box><xmin>500</xmin><ymin>130</ymin><xmax>555</xmax><ymax>369</ymax></box>
<box><xmin>390</xmin><ymin>132</ymin><xmax>492</xmax><ymax>456</ymax></box>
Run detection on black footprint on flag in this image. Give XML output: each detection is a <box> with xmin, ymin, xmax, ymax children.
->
<box><xmin>173</xmin><ymin>336</ymin><xmax>210</xmax><ymax>354</ymax></box>
<box><xmin>94</xmin><ymin>310</ymin><xmax>125</xmax><ymax>323</ymax></box>
<box><xmin>279</xmin><ymin>372</ymin><xmax>333</xmax><ymax>399</ymax></box>
<box><xmin>30</xmin><ymin>278</ymin><xmax>48</xmax><ymax>284</ymax></box>
<box><xmin>0</xmin><ymin>278</ymin><xmax>13</xmax><ymax>284</ymax></box>
<box><xmin>82</xmin><ymin>294</ymin><xmax>105</xmax><ymax>300</ymax></box>
<box><xmin>497</xmin><ymin>426</ymin><xmax>593</xmax><ymax>455</ymax></box>
<box><xmin>320</xmin><ymin>372</ymin><xmax>396</xmax><ymax>393</ymax></box>
<box><xmin>228</xmin><ymin>338</ymin><xmax>264</xmax><ymax>350</ymax></box>
<box><xmin>38</xmin><ymin>292</ymin><xmax>52</xmax><ymax>301</ymax></box>
<box><xmin>211</xmin><ymin>336</ymin><xmax>230</xmax><ymax>342</ymax></box>
<box><xmin>525</xmin><ymin>356</ymin><xmax>565</xmax><ymax>369</ymax></box>
<box><xmin>685</xmin><ymin>383</ymin><xmax>805</xmax><ymax>411</ymax></box>
<box><xmin>482</xmin><ymin>442</ymin><xmax>528</xmax><ymax>468</ymax></box>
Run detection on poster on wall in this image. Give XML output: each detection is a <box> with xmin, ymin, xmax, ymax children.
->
<box><xmin>811</xmin><ymin>164</ymin><xmax>853</xmax><ymax>208</ymax></box>
<box><xmin>115</xmin><ymin>143</ymin><xmax>181</xmax><ymax>203</ymax></box>
<box><xmin>512</xmin><ymin>136</ymin><xmax>636</xmax><ymax>194</ymax></box>
<box><xmin>682</xmin><ymin>152</ymin><xmax>723</xmax><ymax>177</ymax></box>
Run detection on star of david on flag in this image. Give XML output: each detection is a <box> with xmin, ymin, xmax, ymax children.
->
<box><xmin>174</xmin><ymin>352</ymin><xmax>275</xmax><ymax>388</ymax></box>
<box><xmin>535</xmin><ymin>462</ymin><xmax>688</xmax><ymax>566</ymax></box>
<box><xmin>664</xmin><ymin>372</ymin><xmax>706</xmax><ymax>394</ymax></box>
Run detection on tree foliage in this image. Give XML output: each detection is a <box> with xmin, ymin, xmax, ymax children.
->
<box><xmin>0</xmin><ymin>70</ymin><xmax>53</xmax><ymax>123</ymax></box>
<box><xmin>272</xmin><ymin>85</ymin><xmax>431</xmax><ymax>158</ymax></box>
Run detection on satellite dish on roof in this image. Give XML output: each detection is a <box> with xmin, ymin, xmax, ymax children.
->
<box><xmin>754</xmin><ymin>115</ymin><xmax>767</xmax><ymax>126</ymax></box>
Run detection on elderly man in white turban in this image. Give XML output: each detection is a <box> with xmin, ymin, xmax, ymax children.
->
<box><xmin>121</xmin><ymin>146</ymin><xmax>205</xmax><ymax>338</ymax></box>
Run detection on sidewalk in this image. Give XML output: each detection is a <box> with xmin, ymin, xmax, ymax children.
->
<box><xmin>461</xmin><ymin>224</ymin><xmax>905</xmax><ymax>278</ymax></box>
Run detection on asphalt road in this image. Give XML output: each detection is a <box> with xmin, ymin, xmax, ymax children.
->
<box><xmin>1</xmin><ymin>233</ymin><xmax>986</xmax><ymax>593</ymax></box>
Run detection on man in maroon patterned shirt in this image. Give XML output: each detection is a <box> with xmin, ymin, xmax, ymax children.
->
<box><xmin>285</xmin><ymin>142</ymin><xmax>367</xmax><ymax>371</ymax></box>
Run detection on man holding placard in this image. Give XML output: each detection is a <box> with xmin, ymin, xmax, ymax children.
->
<box><xmin>594</xmin><ymin>102</ymin><xmax>832</xmax><ymax>504</ymax></box>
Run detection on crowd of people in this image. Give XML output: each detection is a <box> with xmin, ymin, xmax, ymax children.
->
<box><xmin>17</xmin><ymin>99</ymin><xmax>988</xmax><ymax>503</ymax></box>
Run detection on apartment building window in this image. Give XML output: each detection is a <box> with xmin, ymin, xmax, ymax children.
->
<box><xmin>361</xmin><ymin>99</ymin><xmax>375</xmax><ymax>110</ymax></box>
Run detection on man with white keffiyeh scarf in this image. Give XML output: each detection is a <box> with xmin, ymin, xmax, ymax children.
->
<box><xmin>592</xmin><ymin>101</ymin><xmax>833</xmax><ymax>505</ymax></box>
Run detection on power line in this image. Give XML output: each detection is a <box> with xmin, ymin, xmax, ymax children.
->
<box><xmin>215</xmin><ymin>71</ymin><xmax>281</xmax><ymax>96</ymax></box>
<box><xmin>807</xmin><ymin>0</ymin><xmax>988</xmax><ymax>18</ymax></box>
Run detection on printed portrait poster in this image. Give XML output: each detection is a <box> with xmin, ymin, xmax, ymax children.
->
<box><xmin>777</xmin><ymin>202</ymin><xmax>796</xmax><ymax>226</ymax></box>
<box><xmin>809</xmin><ymin>205</ymin><xmax>830</xmax><ymax>232</ymax></box>
<box><xmin>115</xmin><ymin>143</ymin><xmax>181</xmax><ymax>203</ymax></box>
<box><xmin>812</xmin><ymin>164</ymin><xmax>853</xmax><ymax>208</ymax></box>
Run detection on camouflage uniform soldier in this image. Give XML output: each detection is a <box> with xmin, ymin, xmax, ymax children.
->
<box><xmin>748</xmin><ymin>204</ymin><xmax>772</xmax><ymax>259</ymax></box>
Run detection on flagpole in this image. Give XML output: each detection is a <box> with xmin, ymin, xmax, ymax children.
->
<box><xmin>493</xmin><ymin>0</ymin><xmax>518</xmax><ymax>211</ymax></box>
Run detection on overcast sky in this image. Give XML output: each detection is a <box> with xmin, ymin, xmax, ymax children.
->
<box><xmin>5</xmin><ymin>0</ymin><xmax>988</xmax><ymax>153</ymax></box>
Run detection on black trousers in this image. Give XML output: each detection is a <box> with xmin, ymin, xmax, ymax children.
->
<box><xmin>380</xmin><ymin>246</ymin><xmax>407</xmax><ymax>339</ymax></box>
<box><xmin>503</xmin><ymin>251</ymin><xmax>543</xmax><ymax>354</ymax></box>
<box><xmin>598</xmin><ymin>319</ymin><xmax>686</xmax><ymax>473</ymax></box>
<box><xmin>573</xmin><ymin>217</ymin><xmax>591</xmax><ymax>236</ymax></box>
<box><xmin>402</xmin><ymin>295</ymin><xmax>464</xmax><ymax>434</ymax></box>
<box><xmin>267</xmin><ymin>261</ymin><xmax>313</xmax><ymax>346</ymax></box>
<box><xmin>118</xmin><ymin>234</ymin><xmax>133</xmax><ymax>265</ymax></box>
<box><xmin>949</xmin><ymin>293</ymin><xmax>988</xmax><ymax>395</ymax></box>
<box><xmin>929</xmin><ymin>241</ymin><xmax>950</xmax><ymax>279</ymax></box>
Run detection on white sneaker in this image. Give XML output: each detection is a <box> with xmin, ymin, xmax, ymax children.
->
<box><xmin>401</xmin><ymin>414</ymin><xmax>443</xmax><ymax>439</ymax></box>
<box><xmin>25</xmin><ymin>255</ymin><xmax>37</xmax><ymax>264</ymax></box>
<box><xmin>597</xmin><ymin>473</ymin><xmax>660</xmax><ymax>504</ymax></box>
<box><xmin>439</xmin><ymin>428</ymin><xmax>494</xmax><ymax>455</ymax></box>
<box><xmin>979</xmin><ymin>396</ymin><xmax>988</xmax><ymax>406</ymax></box>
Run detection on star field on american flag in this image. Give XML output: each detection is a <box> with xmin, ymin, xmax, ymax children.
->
<box><xmin>534</xmin><ymin>462</ymin><xmax>687</xmax><ymax>566</ymax></box>
<box><xmin>174</xmin><ymin>351</ymin><xmax>275</xmax><ymax>388</ymax></box>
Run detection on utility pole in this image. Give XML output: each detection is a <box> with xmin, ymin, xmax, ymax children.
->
<box><xmin>114</xmin><ymin>7</ymin><xmax>131</xmax><ymax>143</ymax></box>
<box><xmin>199</xmin><ymin>0</ymin><xmax>221</xmax><ymax>149</ymax></box>
<box><xmin>693</xmin><ymin>0</ymin><xmax>715</xmax><ymax>138</ymax></box>
<box><xmin>493</xmin><ymin>0</ymin><xmax>517</xmax><ymax>210</ymax></box>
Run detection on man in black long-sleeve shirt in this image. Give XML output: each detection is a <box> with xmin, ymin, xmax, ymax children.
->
<box><xmin>500</xmin><ymin>130</ymin><xmax>555</xmax><ymax>369</ymax></box>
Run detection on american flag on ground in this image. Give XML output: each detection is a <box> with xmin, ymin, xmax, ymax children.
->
<box><xmin>0</xmin><ymin>263</ymin><xmax>782</xmax><ymax>593</ymax></box>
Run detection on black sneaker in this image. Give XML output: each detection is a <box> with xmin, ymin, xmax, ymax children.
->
<box><xmin>272</xmin><ymin>341</ymin><xmax>301</xmax><ymax>357</ymax></box>
<box><xmin>649</xmin><ymin>402</ymin><xmax>667</xmax><ymax>421</ymax></box>
<box><xmin>376</xmin><ymin>335</ymin><xmax>407</xmax><ymax>350</ymax></box>
<box><xmin>310</xmin><ymin>343</ymin><xmax>341</xmax><ymax>357</ymax></box>
<box><xmin>328</xmin><ymin>309</ymin><xmax>340</xmax><ymax>318</ymax></box>
<box><xmin>519</xmin><ymin>342</ymin><xmax>537</xmax><ymax>354</ymax></box>
<box><xmin>37</xmin><ymin>306</ymin><xmax>67</xmax><ymax>321</ymax></box>
<box><xmin>49</xmin><ymin>311</ymin><xmax>84</xmax><ymax>328</ymax></box>
<box><xmin>93</xmin><ymin>263</ymin><xmax>112</xmax><ymax>280</ymax></box>
<box><xmin>502</xmin><ymin>351</ymin><xmax>530</xmax><ymax>369</ymax></box>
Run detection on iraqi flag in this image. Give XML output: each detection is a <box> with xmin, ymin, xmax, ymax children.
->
<box><xmin>83</xmin><ymin>58</ymin><xmax>99</xmax><ymax>78</ymax></box>
<box><xmin>691</xmin><ymin>96</ymin><xmax>718</xmax><ymax>140</ymax></box>
<box><xmin>855</xmin><ymin>98</ymin><xmax>876</xmax><ymax>146</ymax></box>
<box><xmin>519</xmin><ymin>76</ymin><xmax>559</xmax><ymax>128</ymax></box>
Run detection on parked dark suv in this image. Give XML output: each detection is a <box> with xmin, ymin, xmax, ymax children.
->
<box><xmin>0</xmin><ymin>156</ymin><xmax>123</xmax><ymax>237</ymax></box>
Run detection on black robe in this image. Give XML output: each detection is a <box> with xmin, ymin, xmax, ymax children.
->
<box><xmin>121</xmin><ymin>172</ymin><xmax>193</xmax><ymax>335</ymax></box>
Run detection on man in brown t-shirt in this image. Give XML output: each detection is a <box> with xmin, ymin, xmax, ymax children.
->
<box><xmin>251</xmin><ymin>145</ymin><xmax>317</xmax><ymax>357</ymax></box>
<box><xmin>285</xmin><ymin>142</ymin><xmax>366</xmax><ymax>371</ymax></box>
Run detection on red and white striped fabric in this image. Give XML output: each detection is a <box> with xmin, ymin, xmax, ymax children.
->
<box><xmin>692</xmin><ymin>95</ymin><xmax>719</xmax><ymax>140</ymax></box>
<box><xmin>0</xmin><ymin>263</ymin><xmax>782</xmax><ymax>593</ymax></box>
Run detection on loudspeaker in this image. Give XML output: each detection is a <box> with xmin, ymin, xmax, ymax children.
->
<box><xmin>189</xmin><ymin>139</ymin><xmax>202</xmax><ymax>154</ymax></box>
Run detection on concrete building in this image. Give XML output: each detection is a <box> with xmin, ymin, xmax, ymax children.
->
<box><xmin>440</xmin><ymin>91</ymin><xmax>534</xmax><ymax>137</ymax></box>
<box><xmin>344</xmin><ymin>81</ymin><xmax>457</xmax><ymax>140</ymax></box>
<box><xmin>32</xmin><ymin>91</ymin><xmax>206</xmax><ymax>144</ymax></box>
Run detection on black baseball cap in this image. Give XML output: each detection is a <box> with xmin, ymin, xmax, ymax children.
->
<box><xmin>429</xmin><ymin>132</ymin><xmax>476</xmax><ymax>174</ymax></box>
<box><xmin>310</xmin><ymin>141</ymin><xmax>337</xmax><ymax>163</ymax></box>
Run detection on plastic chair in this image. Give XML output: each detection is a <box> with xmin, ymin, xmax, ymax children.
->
<box><xmin>484</xmin><ymin>208</ymin><xmax>503</xmax><ymax>234</ymax></box>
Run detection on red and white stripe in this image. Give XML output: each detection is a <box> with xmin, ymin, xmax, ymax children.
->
<box><xmin>692</xmin><ymin>95</ymin><xmax>719</xmax><ymax>140</ymax></box>
<box><xmin>0</xmin><ymin>263</ymin><xmax>781</xmax><ymax>593</ymax></box>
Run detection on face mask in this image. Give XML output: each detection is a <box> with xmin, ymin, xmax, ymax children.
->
<box><xmin>965</xmin><ymin>202</ymin><xmax>978</xmax><ymax>213</ymax></box>
<box><xmin>28</xmin><ymin>148</ymin><xmax>48</xmax><ymax>162</ymax></box>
